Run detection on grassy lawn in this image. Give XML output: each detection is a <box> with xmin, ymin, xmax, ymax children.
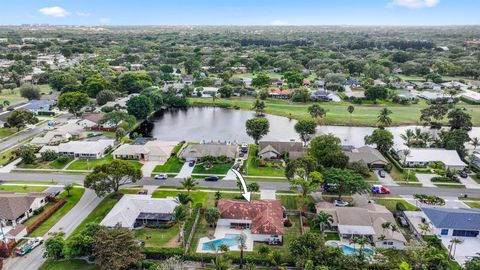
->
<box><xmin>390</xmin><ymin>167</ymin><xmax>419</xmax><ymax>182</ymax></box>
<box><xmin>279</xmin><ymin>195</ymin><xmax>300</xmax><ymax>210</ymax></box>
<box><xmin>40</xmin><ymin>259</ymin><xmax>97</xmax><ymax>270</ymax></box>
<box><xmin>465</xmin><ymin>202</ymin><xmax>480</xmax><ymax>208</ymax></box>
<box><xmin>0</xmin><ymin>148</ymin><xmax>16</xmax><ymax>166</ymax></box>
<box><xmin>16</xmin><ymin>158</ymin><xmax>73</xmax><ymax>170</ymax></box>
<box><xmin>134</xmin><ymin>226</ymin><xmax>179</xmax><ymax>248</ymax></box>
<box><xmin>193</xmin><ymin>162</ymin><xmax>233</xmax><ymax>175</ymax></box>
<box><xmin>434</xmin><ymin>184</ymin><xmax>466</xmax><ymax>188</ymax></box>
<box><xmin>472</xmin><ymin>175</ymin><xmax>480</xmax><ymax>184</ymax></box>
<box><xmin>4</xmin><ymin>181</ymin><xmax>57</xmax><ymax>185</ymax></box>
<box><xmin>374</xmin><ymin>199</ymin><xmax>419</xmax><ymax>212</ymax></box>
<box><xmin>0</xmin><ymin>127</ymin><xmax>17</xmax><ymax>139</ymax></box>
<box><xmin>245</xmin><ymin>145</ymin><xmax>285</xmax><ymax>177</ymax></box>
<box><xmin>0</xmin><ymin>85</ymin><xmax>52</xmax><ymax>105</ymax></box>
<box><xmin>189</xmin><ymin>97</ymin><xmax>480</xmax><ymax>126</ymax></box>
<box><xmin>28</xmin><ymin>188</ymin><xmax>85</xmax><ymax>237</ymax></box>
<box><xmin>66</xmin><ymin>155</ymin><xmax>114</xmax><ymax>170</ymax></box>
<box><xmin>153</xmin><ymin>156</ymin><xmax>184</xmax><ymax>173</ymax></box>
<box><xmin>152</xmin><ymin>190</ymin><xmax>209</xmax><ymax>206</ymax></box>
<box><xmin>0</xmin><ymin>185</ymin><xmax>47</xmax><ymax>193</ymax></box>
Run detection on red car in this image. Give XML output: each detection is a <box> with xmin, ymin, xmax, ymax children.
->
<box><xmin>372</xmin><ymin>185</ymin><xmax>390</xmax><ymax>194</ymax></box>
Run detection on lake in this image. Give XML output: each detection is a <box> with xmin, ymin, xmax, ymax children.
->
<box><xmin>134</xmin><ymin>107</ymin><xmax>480</xmax><ymax>150</ymax></box>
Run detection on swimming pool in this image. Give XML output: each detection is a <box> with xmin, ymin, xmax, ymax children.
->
<box><xmin>329</xmin><ymin>242</ymin><xmax>374</xmax><ymax>255</ymax></box>
<box><xmin>202</xmin><ymin>234</ymin><xmax>240</xmax><ymax>251</ymax></box>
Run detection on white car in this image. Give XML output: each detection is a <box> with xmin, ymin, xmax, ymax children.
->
<box><xmin>334</xmin><ymin>200</ymin><xmax>349</xmax><ymax>207</ymax></box>
<box><xmin>154</xmin><ymin>173</ymin><xmax>168</xmax><ymax>180</ymax></box>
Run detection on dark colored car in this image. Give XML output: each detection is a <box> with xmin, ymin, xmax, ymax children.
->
<box><xmin>323</xmin><ymin>183</ymin><xmax>338</xmax><ymax>192</ymax></box>
<box><xmin>378</xmin><ymin>170</ymin><xmax>386</xmax><ymax>178</ymax></box>
<box><xmin>204</xmin><ymin>176</ymin><xmax>219</xmax><ymax>182</ymax></box>
<box><xmin>459</xmin><ymin>170</ymin><xmax>468</xmax><ymax>178</ymax></box>
<box><xmin>189</xmin><ymin>160</ymin><xmax>195</xmax><ymax>167</ymax></box>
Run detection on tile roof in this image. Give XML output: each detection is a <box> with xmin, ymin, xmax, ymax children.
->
<box><xmin>217</xmin><ymin>199</ymin><xmax>284</xmax><ymax>235</ymax></box>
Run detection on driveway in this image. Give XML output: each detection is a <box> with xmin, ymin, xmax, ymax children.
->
<box><xmin>374</xmin><ymin>170</ymin><xmax>398</xmax><ymax>186</ymax></box>
<box><xmin>458</xmin><ymin>176</ymin><xmax>480</xmax><ymax>189</ymax></box>
<box><xmin>141</xmin><ymin>161</ymin><xmax>158</xmax><ymax>177</ymax></box>
<box><xmin>4</xmin><ymin>189</ymin><xmax>102</xmax><ymax>270</ymax></box>
<box><xmin>415</xmin><ymin>174</ymin><xmax>437</xmax><ymax>187</ymax></box>
<box><xmin>175</xmin><ymin>162</ymin><xmax>194</xmax><ymax>179</ymax></box>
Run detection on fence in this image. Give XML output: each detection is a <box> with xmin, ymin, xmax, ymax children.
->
<box><xmin>183</xmin><ymin>208</ymin><xmax>201</xmax><ymax>255</ymax></box>
<box><xmin>26</xmin><ymin>199</ymin><xmax>66</xmax><ymax>234</ymax></box>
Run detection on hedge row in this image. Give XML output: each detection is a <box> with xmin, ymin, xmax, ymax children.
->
<box><xmin>183</xmin><ymin>204</ymin><xmax>202</xmax><ymax>248</ymax></box>
<box><xmin>460</xmin><ymin>96</ymin><xmax>480</xmax><ymax>105</ymax></box>
<box><xmin>385</xmin><ymin>152</ymin><xmax>404</xmax><ymax>173</ymax></box>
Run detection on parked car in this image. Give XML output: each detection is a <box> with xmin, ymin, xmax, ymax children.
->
<box><xmin>458</xmin><ymin>170</ymin><xmax>468</xmax><ymax>178</ymax></box>
<box><xmin>154</xmin><ymin>173</ymin><xmax>168</xmax><ymax>180</ymax></box>
<box><xmin>398</xmin><ymin>216</ymin><xmax>409</xmax><ymax>227</ymax></box>
<box><xmin>371</xmin><ymin>185</ymin><xmax>390</xmax><ymax>194</ymax></box>
<box><xmin>378</xmin><ymin>170</ymin><xmax>386</xmax><ymax>178</ymax></box>
<box><xmin>205</xmin><ymin>176</ymin><xmax>219</xmax><ymax>182</ymax></box>
<box><xmin>15</xmin><ymin>237</ymin><xmax>43</xmax><ymax>256</ymax></box>
<box><xmin>239</xmin><ymin>152</ymin><xmax>245</xmax><ymax>158</ymax></box>
<box><xmin>241</xmin><ymin>144</ymin><xmax>248</xmax><ymax>153</ymax></box>
<box><xmin>137</xmin><ymin>189</ymin><xmax>148</xmax><ymax>195</ymax></box>
<box><xmin>189</xmin><ymin>160</ymin><xmax>196</xmax><ymax>167</ymax></box>
<box><xmin>334</xmin><ymin>200</ymin><xmax>349</xmax><ymax>207</ymax></box>
<box><xmin>323</xmin><ymin>183</ymin><xmax>338</xmax><ymax>192</ymax></box>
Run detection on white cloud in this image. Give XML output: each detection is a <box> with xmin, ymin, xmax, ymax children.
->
<box><xmin>76</xmin><ymin>12</ymin><xmax>91</xmax><ymax>17</ymax></box>
<box><xmin>99</xmin><ymin>18</ymin><xmax>111</xmax><ymax>24</ymax></box>
<box><xmin>270</xmin><ymin>20</ymin><xmax>289</xmax><ymax>26</ymax></box>
<box><xmin>388</xmin><ymin>0</ymin><xmax>440</xmax><ymax>9</ymax></box>
<box><xmin>38</xmin><ymin>6</ymin><xmax>70</xmax><ymax>17</ymax></box>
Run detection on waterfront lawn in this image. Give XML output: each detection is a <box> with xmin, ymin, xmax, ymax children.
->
<box><xmin>245</xmin><ymin>145</ymin><xmax>285</xmax><ymax>177</ymax></box>
<box><xmin>40</xmin><ymin>259</ymin><xmax>96</xmax><ymax>270</ymax></box>
<box><xmin>28</xmin><ymin>188</ymin><xmax>85</xmax><ymax>237</ymax></box>
<box><xmin>134</xmin><ymin>226</ymin><xmax>180</xmax><ymax>248</ymax></box>
<box><xmin>374</xmin><ymin>199</ymin><xmax>419</xmax><ymax>212</ymax></box>
<box><xmin>192</xmin><ymin>162</ymin><xmax>233</xmax><ymax>175</ymax></box>
<box><xmin>0</xmin><ymin>127</ymin><xmax>17</xmax><ymax>139</ymax></box>
<box><xmin>0</xmin><ymin>184</ymin><xmax>47</xmax><ymax>193</ymax></box>
<box><xmin>153</xmin><ymin>156</ymin><xmax>184</xmax><ymax>173</ymax></box>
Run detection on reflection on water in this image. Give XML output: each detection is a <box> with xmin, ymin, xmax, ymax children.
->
<box><xmin>133</xmin><ymin>107</ymin><xmax>480</xmax><ymax>149</ymax></box>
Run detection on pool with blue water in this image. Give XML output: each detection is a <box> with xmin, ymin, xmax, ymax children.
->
<box><xmin>202</xmin><ymin>234</ymin><xmax>240</xmax><ymax>251</ymax></box>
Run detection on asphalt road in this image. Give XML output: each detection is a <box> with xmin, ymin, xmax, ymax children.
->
<box><xmin>2</xmin><ymin>173</ymin><xmax>480</xmax><ymax>198</ymax></box>
<box><xmin>4</xmin><ymin>189</ymin><xmax>102</xmax><ymax>270</ymax></box>
<box><xmin>0</xmin><ymin>114</ymin><xmax>71</xmax><ymax>152</ymax></box>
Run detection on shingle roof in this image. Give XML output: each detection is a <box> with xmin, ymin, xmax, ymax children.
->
<box><xmin>258</xmin><ymin>141</ymin><xmax>303</xmax><ymax>155</ymax></box>
<box><xmin>217</xmin><ymin>199</ymin><xmax>284</xmax><ymax>235</ymax></box>
<box><xmin>423</xmin><ymin>207</ymin><xmax>480</xmax><ymax>231</ymax></box>
<box><xmin>0</xmin><ymin>193</ymin><xmax>47</xmax><ymax>220</ymax></box>
<box><xmin>344</xmin><ymin>146</ymin><xmax>388</xmax><ymax>165</ymax></box>
<box><xmin>179</xmin><ymin>144</ymin><xmax>237</xmax><ymax>159</ymax></box>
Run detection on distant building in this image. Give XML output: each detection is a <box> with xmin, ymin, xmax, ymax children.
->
<box><xmin>258</xmin><ymin>141</ymin><xmax>305</xmax><ymax>160</ymax></box>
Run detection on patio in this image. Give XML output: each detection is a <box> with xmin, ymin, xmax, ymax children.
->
<box><xmin>441</xmin><ymin>236</ymin><xmax>480</xmax><ymax>265</ymax></box>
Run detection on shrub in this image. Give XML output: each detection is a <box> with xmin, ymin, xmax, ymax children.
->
<box><xmin>33</xmin><ymin>206</ymin><xmax>45</xmax><ymax>215</ymax></box>
<box><xmin>284</xmin><ymin>219</ymin><xmax>292</xmax><ymax>227</ymax></box>
<box><xmin>396</xmin><ymin>202</ymin><xmax>407</xmax><ymax>212</ymax></box>
<box><xmin>101</xmin><ymin>106</ymin><xmax>115</xmax><ymax>113</ymax></box>
<box><xmin>41</xmin><ymin>150</ymin><xmax>58</xmax><ymax>161</ymax></box>
<box><xmin>56</xmin><ymin>155</ymin><xmax>71</xmax><ymax>164</ymax></box>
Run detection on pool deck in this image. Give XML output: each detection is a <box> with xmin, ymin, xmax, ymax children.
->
<box><xmin>196</xmin><ymin>226</ymin><xmax>254</xmax><ymax>253</ymax></box>
<box><xmin>326</xmin><ymin>240</ymin><xmax>375</xmax><ymax>255</ymax></box>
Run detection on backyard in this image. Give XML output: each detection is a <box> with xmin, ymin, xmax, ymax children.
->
<box><xmin>0</xmin><ymin>84</ymin><xmax>53</xmax><ymax>105</ymax></box>
<box><xmin>134</xmin><ymin>226</ymin><xmax>180</xmax><ymax>249</ymax></box>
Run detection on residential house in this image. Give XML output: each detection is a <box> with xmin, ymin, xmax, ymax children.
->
<box><xmin>441</xmin><ymin>81</ymin><xmax>468</xmax><ymax>90</ymax></box>
<box><xmin>217</xmin><ymin>199</ymin><xmax>284</xmax><ymax>244</ymax></box>
<box><xmin>178</xmin><ymin>143</ymin><xmax>237</xmax><ymax>161</ymax></box>
<box><xmin>258</xmin><ymin>141</ymin><xmax>306</xmax><ymax>160</ymax></box>
<box><xmin>458</xmin><ymin>90</ymin><xmax>480</xmax><ymax>104</ymax></box>
<box><xmin>344</xmin><ymin>146</ymin><xmax>389</xmax><ymax>169</ymax></box>
<box><xmin>271</xmin><ymin>78</ymin><xmax>284</xmax><ymax>87</ymax></box>
<box><xmin>198</xmin><ymin>87</ymin><xmax>219</xmax><ymax>98</ymax></box>
<box><xmin>310</xmin><ymin>89</ymin><xmax>341</xmax><ymax>102</ymax></box>
<box><xmin>418</xmin><ymin>91</ymin><xmax>452</xmax><ymax>101</ymax></box>
<box><xmin>345</xmin><ymin>79</ymin><xmax>361</xmax><ymax>88</ymax></box>
<box><xmin>268</xmin><ymin>88</ymin><xmax>292</xmax><ymax>99</ymax></box>
<box><xmin>0</xmin><ymin>193</ymin><xmax>49</xmax><ymax>227</ymax></box>
<box><xmin>241</xmin><ymin>77</ymin><xmax>252</xmax><ymax>87</ymax></box>
<box><xmin>390</xmin><ymin>81</ymin><xmax>416</xmax><ymax>90</ymax></box>
<box><xmin>316</xmin><ymin>202</ymin><xmax>407</xmax><ymax>249</ymax></box>
<box><xmin>39</xmin><ymin>139</ymin><xmax>115</xmax><ymax>159</ymax></box>
<box><xmin>181</xmin><ymin>75</ymin><xmax>194</xmax><ymax>85</ymax></box>
<box><xmin>421</xmin><ymin>82</ymin><xmax>441</xmax><ymax>91</ymax></box>
<box><xmin>113</xmin><ymin>139</ymin><xmax>178</xmax><ymax>163</ymax></box>
<box><xmin>396</xmin><ymin>91</ymin><xmax>418</xmax><ymax>101</ymax></box>
<box><xmin>21</xmin><ymin>100</ymin><xmax>55</xmax><ymax>115</ymax></box>
<box><xmin>473</xmin><ymin>152</ymin><xmax>480</xmax><ymax>168</ymax></box>
<box><xmin>30</xmin><ymin>120</ymin><xmax>86</xmax><ymax>145</ymax></box>
<box><xmin>403</xmin><ymin>148</ymin><xmax>467</xmax><ymax>170</ymax></box>
<box><xmin>421</xmin><ymin>207</ymin><xmax>480</xmax><ymax>238</ymax></box>
<box><xmin>469</xmin><ymin>81</ymin><xmax>480</xmax><ymax>89</ymax></box>
<box><xmin>100</xmin><ymin>194</ymin><xmax>179</xmax><ymax>229</ymax></box>
<box><xmin>303</xmin><ymin>79</ymin><xmax>311</xmax><ymax>87</ymax></box>
<box><xmin>130</xmin><ymin>64</ymin><xmax>144</xmax><ymax>71</ymax></box>
<box><xmin>230</xmin><ymin>66</ymin><xmax>248</xmax><ymax>73</ymax></box>
<box><xmin>111</xmin><ymin>66</ymin><xmax>126</xmax><ymax>73</ymax></box>
<box><xmin>374</xmin><ymin>80</ymin><xmax>386</xmax><ymax>87</ymax></box>
<box><xmin>314</xmin><ymin>80</ymin><xmax>326</xmax><ymax>88</ymax></box>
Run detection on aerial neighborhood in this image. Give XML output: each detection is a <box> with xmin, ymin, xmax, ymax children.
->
<box><xmin>1</xmin><ymin>5</ymin><xmax>480</xmax><ymax>270</ymax></box>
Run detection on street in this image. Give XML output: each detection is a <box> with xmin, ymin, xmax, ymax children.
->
<box><xmin>3</xmin><ymin>189</ymin><xmax>102</xmax><ymax>270</ymax></box>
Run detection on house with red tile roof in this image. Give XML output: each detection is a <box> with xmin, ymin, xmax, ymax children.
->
<box><xmin>216</xmin><ymin>199</ymin><xmax>285</xmax><ymax>243</ymax></box>
<box><xmin>268</xmin><ymin>88</ymin><xmax>292</xmax><ymax>99</ymax></box>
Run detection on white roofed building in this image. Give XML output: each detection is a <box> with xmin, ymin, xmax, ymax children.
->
<box><xmin>403</xmin><ymin>148</ymin><xmax>467</xmax><ymax>170</ymax></box>
<box><xmin>39</xmin><ymin>139</ymin><xmax>115</xmax><ymax>159</ymax></box>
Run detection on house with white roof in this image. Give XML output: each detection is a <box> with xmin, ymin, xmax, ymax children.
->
<box><xmin>30</xmin><ymin>120</ymin><xmax>86</xmax><ymax>145</ymax></box>
<box><xmin>403</xmin><ymin>148</ymin><xmax>467</xmax><ymax>170</ymax></box>
<box><xmin>112</xmin><ymin>139</ymin><xmax>178</xmax><ymax>163</ymax></box>
<box><xmin>100</xmin><ymin>194</ymin><xmax>179</xmax><ymax>229</ymax></box>
<box><xmin>418</xmin><ymin>91</ymin><xmax>452</xmax><ymax>101</ymax></box>
<box><xmin>40</xmin><ymin>139</ymin><xmax>115</xmax><ymax>159</ymax></box>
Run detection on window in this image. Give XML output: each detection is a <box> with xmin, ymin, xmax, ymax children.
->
<box><xmin>452</xmin><ymin>230</ymin><xmax>479</xmax><ymax>237</ymax></box>
<box><xmin>441</xmin><ymin>229</ymin><xmax>449</xmax><ymax>235</ymax></box>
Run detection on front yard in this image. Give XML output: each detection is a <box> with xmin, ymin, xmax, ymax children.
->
<box><xmin>244</xmin><ymin>145</ymin><xmax>286</xmax><ymax>177</ymax></box>
<box><xmin>374</xmin><ymin>198</ymin><xmax>419</xmax><ymax>212</ymax></box>
<box><xmin>66</xmin><ymin>155</ymin><xmax>142</xmax><ymax>171</ymax></box>
<box><xmin>193</xmin><ymin>162</ymin><xmax>233</xmax><ymax>175</ymax></box>
<box><xmin>0</xmin><ymin>184</ymin><xmax>48</xmax><ymax>193</ymax></box>
<box><xmin>16</xmin><ymin>157</ymin><xmax>73</xmax><ymax>170</ymax></box>
<box><xmin>152</xmin><ymin>156</ymin><xmax>184</xmax><ymax>174</ymax></box>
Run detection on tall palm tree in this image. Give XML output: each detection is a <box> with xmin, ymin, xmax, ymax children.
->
<box><xmin>377</xmin><ymin>108</ymin><xmax>393</xmax><ymax>127</ymax></box>
<box><xmin>237</xmin><ymin>232</ymin><xmax>247</xmax><ymax>269</ymax></box>
<box><xmin>448</xmin><ymin>238</ymin><xmax>463</xmax><ymax>259</ymax></box>
<box><xmin>350</xmin><ymin>237</ymin><xmax>360</xmax><ymax>250</ymax></box>
<box><xmin>173</xmin><ymin>205</ymin><xmax>188</xmax><ymax>245</ymax></box>
<box><xmin>347</xmin><ymin>105</ymin><xmax>355</xmax><ymax>124</ymax></box>
<box><xmin>313</xmin><ymin>211</ymin><xmax>334</xmax><ymax>240</ymax></box>
<box><xmin>471</xmin><ymin>137</ymin><xmax>480</xmax><ymax>150</ymax></box>
<box><xmin>400</xmin><ymin>129</ymin><xmax>415</xmax><ymax>147</ymax></box>
<box><xmin>356</xmin><ymin>237</ymin><xmax>370</xmax><ymax>259</ymax></box>
<box><xmin>181</xmin><ymin>177</ymin><xmax>197</xmax><ymax>194</ymax></box>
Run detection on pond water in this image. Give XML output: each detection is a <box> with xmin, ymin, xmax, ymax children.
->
<box><xmin>134</xmin><ymin>107</ymin><xmax>480</xmax><ymax>149</ymax></box>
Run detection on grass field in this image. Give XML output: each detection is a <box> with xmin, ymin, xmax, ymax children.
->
<box><xmin>0</xmin><ymin>85</ymin><xmax>53</xmax><ymax>105</ymax></box>
<box><xmin>374</xmin><ymin>199</ymin><xmax>419</xmax><ymax>212</ymax></box>
<box><xmin>28</xmin><ymin>188</ymin><xmax>85</xmax><ymax>237</ymax></box>
<box><xmin>0</xmin><ymin>127</ymin><xmax>17</xmax><ymax>139</ymax></box>
<box><xmin>153</xmin><ymin>156</ymin><xmax>184</xmax><ymax>173</ymax></box>
<box><xmin>40</xmin><ymin>259</ymin><xmax>96</xmax><ymax>270</ymax></box>
<box><xmin>192</xmin><ymin>162</ymin><xmax>233</xmax><ymax>175</ymax></box>
<box><xmin>189</xmin><ymin>97</ymin><xmax>480</xmax><ymax>126</ymax></box>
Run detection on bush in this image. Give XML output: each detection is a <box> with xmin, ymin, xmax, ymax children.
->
<box><xmin>41</xmin><ymin>150</ymin><xmax>58</xmax><ymax>161</ymax></box>
<box><xmin>37</xmin><ymin>111</ymin><xmax>55</xmax><ymax>116</ymax></box>
<box><xmin>101</xmin><ymin>106</ymin><xmax>115</xmax><ymax>113</ymax></box>
<box><xmin>56</xmin><ymin>155</ymin><xmax>71</xmax><ymax>164</ymax></box>
<box><xmin>145</xmin><ymin>223</ymin><xmax>173</xmax><ymax>229</ymax></box>
<box><xmin>284</xmin><ymin>219</ymin><xmax>292</xmax><ymax>227</ymax></box>
<box><xmin>413</xmin><ymin>194</ymin><xmax>445</xmax><ymax>205</ymax></box>
<box><xmin>396</xmin><ymin>202</ymin><xmax>407</xmax><ymax>212</ymax></box>
<box><xmin>33</xmin><ymin>206</ymin><xmax>45</xmax><ymax>215</ymax></box>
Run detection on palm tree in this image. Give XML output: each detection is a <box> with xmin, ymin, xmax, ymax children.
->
<box><xmin>356</xmin><ymin>237</ymin><xmax>370</xmax><ymax>260</ymax></box>
<box><xmin>471</xmin><ymin>137</ymin><xmax>480</xmax><ymax>150</ymax></box>
<box><xmin>210</xmin><ymin>255</ymin><xmax>232</xmax><ymax>270</ymax></box>
<box><xmin>313</xmin><ymin>211</ymin><xmax>334</xmax><ymax>240</ymax></box>
<box><xmin>181</xmin><ymin>177</ymin><xmax>197</xmax><ymax>194</ymax></box>
<box><xmin>237</xmin><ymin>232</ymin><xmax>247</xmax><ymax>269</ymax></box>
<box><xmin>350</xmin><ymin>237</ymin><xmax>360</xmax><ymax>250</ymax></box>
<box><xmin>400</xmin><ymin>129</ymin><xmax>415</xmax><ymax>147</ymax></box>
<box><xmin>347</xmin><ymin>105</ymin><xmax>355</xmax><ymax>123</ymax></box>
<box><xmin>176</xmin><ymin>193</ymin><xmax>192</xmax><ymax>205</ymax></box>
<box><xmin>448</xmin><ymin>238</ymin><xmax>463</xmax><ymax>259</ymax></box>
<box><xmin>173</xmin><ymin>205</ymin><xmax>188</xmax><ymax>245</ymax></box>
<box><xmin>377</xmin><ymin>108</ymin><xmax>393</xmax><ymax>127</ymax></box>
<box><xmin>63</xmin><ymin>183</ymin><xmax>74</xmax><ymax>197</ymax></box>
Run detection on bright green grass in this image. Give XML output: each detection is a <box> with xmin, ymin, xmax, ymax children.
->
<box><xmin>152</xmin><ymin>190</ymin><xmax>209</xmax><ymax>206</ymax></box>
<box><xmin>189</xmin><ymin>97</ymin><xmax>480</xmax><ymax>126</ymax></box>
<box><xmin>28</xmin><ymin>188</ymin><xmax>85</xmax><ymax>237</ymax></box>
<box><xmin>0</xmin><ymin>185</ymin><xmax>47</xmax><ymax>193</ymax></box>
<box><xmin>17</xmin><ymin>158</ymin><xmax>72</xmax><ymax>170</ymax></box>
<box><xmin>0</xmin><ymin>128</ymin><xmax>17</xmax><ymax>139</ymax></box>
<box><xmin>279</xmin><ymin>195</ymin><xmax>300</xmax><ymax>210</ymax></box>
<box><xmin>153</xmin><ymin>156</ymin><xmax>184</xmax><ymax>173</ymax></box>
<box><xmin>465</xmin><ymin>202</ymin><xmax>480</xmax><ymax>208</ymax></box>
<box><xmin>134</xmin><ymin>226</ymin><xmax>179</xmax><ymax>248</ymax></box>
<box><xmin>0</xmin><ymin>148</ymin><xmax>16</xmax><ymax>166</ymax></box>
<box><xmin>192</xmin><ymin>162</ymin><xmax>233</xmax><ymax>175</ymax></box>
<box><xmin>66</xmin><ymin>155</ymin><xmax>114</xmax><ymax>170</ymax></box>
<box><xmin>4</xmin><ymin>181</ymin><xmax>57</xmax><ymax>185</ymax></box>
<box><xmin>0</xmin><ymin>85</ymin><xmax>52</xmax><ymax>105</ymax></box>
<box><xmin>245</xmin><ymin>145</ymin><xmax>286</xmax><ymax>177</ymax></box>
<box><xmin>374</xmin><ymin>199</ymin><xmax>419</xmax><ymax>212</ymax></box>
<box><xmin>40</xmin><ymin>259</ymin><xmax>97</xmax><ymax>270</ymax></box>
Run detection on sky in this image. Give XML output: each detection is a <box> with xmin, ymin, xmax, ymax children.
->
<box><xmin>0</xmin><ymin>0</ymin><xmax>478</xmax><ymax>26</ymax></box>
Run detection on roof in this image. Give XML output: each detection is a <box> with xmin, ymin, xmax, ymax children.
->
<box><xmin>217</xmin><ymin>199</ymin><xmax>284</xmax><ymax>235</ymax></box>
<box><xmin>100</xmin><ymin>194</ymin><xmax>179</xmax><ymax>228</ymax></box>
<box><xmin>113</xmin><ymin>140</ymin><xmax>177</xmax><ymax>157</ymax></box>
<box><xmin>422</xmin><ymin>207</ymin><xmax>480</xmax><ymax>231</ymax></box>
<box><xmin>82</xmin><ymin>112</ymin><xmax>105</xmax><ymax>124</ymax></box>
<box><xmin>40</xmin><ymin>139</ymin><xmax>115</xmax><ymax>155</ymax></box>
<box><xmin>418</xmin><ymin>91</ymin><xmax>452</xmax><ymax>100</ymax></box>
<box><xmin>258</xmin><ymin>141</ymin><xmax>304</xmax><ymax>155</ymax></box>
<box><xmin>179</xmin><ymin>143</ymin><xmax>237</xmax><ymax>159</ymax></box>
<box><xmin>20</xmin><ymin>100</ymin><xmax>55</xmax><ymax>112</ymax></box>
<box><xmin>344</xmin><ymin>146</ymin><xmax>388</xmax><ymax>165</ymax></box>
<box><xmin>0</xmin><ymin>193</ymin><xmax>48</xmax><ymax>220</ymax></box>
<box><xmin>406</xmin><ymin>148</ymin><xmax>467</xmax><ymax>167</ymax></box>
